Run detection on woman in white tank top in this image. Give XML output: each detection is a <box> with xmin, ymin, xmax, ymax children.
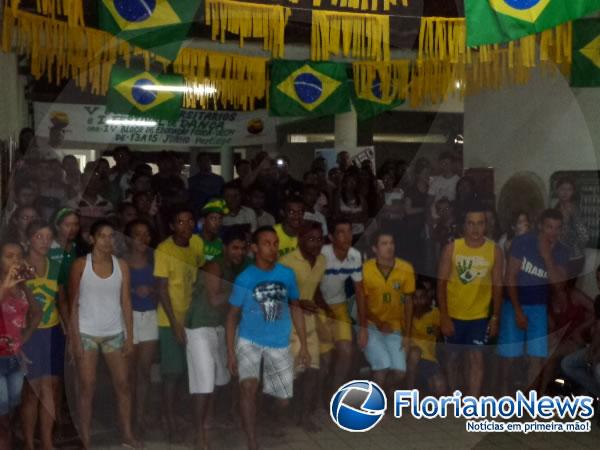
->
<box><xmin>67</xmin><ymin>220</ymin><xmax>140</xmax><ymax>449</ymax></box>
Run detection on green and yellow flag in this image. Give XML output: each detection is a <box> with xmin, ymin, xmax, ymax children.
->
<box><xmin>106</xmin><ymin>66</ymin><xmax>183</xmax><ymax>121</ymax></box>
<box><xmin>98</xmin><ymin>0</ymin><xmax>201</xmax><ymax>61</ymax></box>
<box><xmin>572</xmin><ymin>19</ymin><xmax>600</xmax><ymax>87</ymax></box>
<box><xmin>350</xmin><ymin>79</ymin><xmax>404</xmax><ymax>121</ymax></box>
<box><xmin>466</xmin><ymin>0</ymin><xmax>600</xmax><ymax>47</ymax></box>
<box><xmin>269</xmin><ymin>61</ymin><xmax>351</xmax><ymax>117</ymax></box>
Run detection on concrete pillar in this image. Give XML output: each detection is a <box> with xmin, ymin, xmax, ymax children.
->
<box><xmin>220</xmin><ymin>145</ymin><xmax>234</xmax><ymax>181</ymax></box>
<box><xmin>0</xmin><ymin>53</ymin><xmax>27</xmax><ymax>140</ymax></box>
<box><xmin>334</xmin><ymin>107</ymin><xmax>358</xmax><ymax>156</ymax></box>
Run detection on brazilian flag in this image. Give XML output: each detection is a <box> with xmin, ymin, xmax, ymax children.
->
<box><xmin>350</xmin><ymin>78</ymin><xmax>405</xmax><ymax>121</ymax></box>
<box><xmin>269</xmin><ymin>60</ymin><xmax>351</xmax><ymax>117</ymax></box>
<box><xmin>466</xmin><ymin>0</ymin><xmax>600</xmax><ymax>47</ymax></box>
<box><xmin>572</xmin><ymin>19</ymin><xmax>600</xmax><ymax>87</ymax></box>
<box><xmin>99</xmin><ymin>0</ymin><xmax>201</xmax><ymax>61</ymax></box>
<box><xmin>106</xmin><ymin>66</ymin><xmax>183</xmax><ymax>121</ymax></box>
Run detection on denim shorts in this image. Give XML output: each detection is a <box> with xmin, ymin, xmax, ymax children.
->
<box><xmin>21</xmin><ymin>325</ymin><xmax>65</xmax><ymax>380</ymax></box>
<box><xmin>363</xmin><ymin>326</ymin><xmax>406</xmax><ymax>372</ymax></box>
<box><xmin>0</xmin><ymin>356</ymin><xmax>24</xmax><ymax>415</ymax></box>
<box><xmin>497</xmin><ymin>301</ymin><xmax>548</xmax><ymax>358</ymax></box>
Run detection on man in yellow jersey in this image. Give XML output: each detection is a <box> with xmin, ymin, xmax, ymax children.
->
<box><xmin>274</xmin><ymin>196</ymin><xmax>305</xmax><ymax>257</ymax></box>
<box><xmin>280</xmin><ymin>221</ymin><xmax>326</xmax><ymax>432</ymax></box>
<box><xmin>362</xmin><ymin>230</ymin><xmax>415</xmax><ymax>392</ymax></box>
<box><xmin>154</xmin><ymin>206</ymin><xmax>205</xmax><ymax>439</ymax></box>
<box><xmin>407</xmin><ymin>280</ymin><xmax>445</xmax><ymax>396</ymax></box>
<box><xmin>437</xmin><ymin>202</ymin><xmax>503</xmax><ymax>396</ymax></box>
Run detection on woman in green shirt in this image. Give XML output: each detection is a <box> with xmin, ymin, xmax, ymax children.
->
<box><xmin>49</xmin><ymin>208</ymin><xmax>80</xmax><ymax>288</ymax></box>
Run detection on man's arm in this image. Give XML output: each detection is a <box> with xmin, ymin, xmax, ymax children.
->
<box><xmin>489</xmin><ymin>245</ymin><xmax>504</xmax><ymax>337</ymax></box>
<box><xmin>226</xmin><ymin>305</ymin><xmax>241</xmax><ymax>376</ymax></box>
<box><xmin>290</xmin><ymin>299</ymin><xmax>310</xmax><ymax>367</ymax></box>
<box><xmin>157</xmin><ymin>277</ymin><xmax>186</xmax><ymax>344</ymax></box>
<box><xmin>437</xmin><ymin>242</ymin><xmax>454</xmax><ymax>336</ymax></box>
<box><xmin>506</xmin><ymin>255</ymin><xmax>527</xmax><ymax>330</ymax></box>
<box><xmin>354</xmin><ymin>280</ymin><xmax>369</xmax><ymax>348</ymax></box>
<box><xmin>119</xmin><ymin>260</ymin><xmax>134</xmax><ymax>356</ymax></box>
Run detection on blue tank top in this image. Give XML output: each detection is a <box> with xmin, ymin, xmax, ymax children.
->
<box><xmin>130</xmin><ymin>258</ymin><xmax>157</xmax><ymax>312</ymax></box>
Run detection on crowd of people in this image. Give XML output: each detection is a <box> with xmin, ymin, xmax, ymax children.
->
<box><xmin>0</xmin><ymin>140</ymin><xmax>599</xmax><ymax>450</ymax></box>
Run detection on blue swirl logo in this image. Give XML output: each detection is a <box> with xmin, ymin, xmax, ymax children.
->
<box><xmin>330</xmin><ymin>380</ymin><xmax>387</xmax><ymax>432</ymax></box>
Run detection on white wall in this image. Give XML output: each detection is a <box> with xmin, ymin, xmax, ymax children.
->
<box><xmin>464</xmin><ymin>68</ymin><xmax>600</xmax><ymax>295</ymax></box>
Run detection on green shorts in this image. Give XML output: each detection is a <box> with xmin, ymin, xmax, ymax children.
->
<box><xmin>159</xmin><ymin>327</ymin><xmax>186</xmax><ymax>377</ymax></box>
<box><xmin>81</xmin><ymin>333</ymin><xmax>124</xmax><ymax>353</ymax></box>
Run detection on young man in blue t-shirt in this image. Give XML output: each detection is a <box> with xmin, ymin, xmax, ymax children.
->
<box><xmin>498</xmin><ymin>209</ymin><xmax>569</xmax><ymax>394</ymax></box>
<box><xmin>226</xmin><ymin>226</ymin><xmax>310</xmax><ymax>450</ymax></box>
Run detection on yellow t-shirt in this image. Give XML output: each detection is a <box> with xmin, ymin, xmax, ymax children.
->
<box><xmin>362</xmin><ymin>258</ymin><xmax>415</xmax><ymax>332</ymax></box>
<box><xmin>447</xmin><ymin>238</ymin><xmax>495</xmax><ymax>320</ymax></box>
<box><xmin>280</xmin><ymin>249</ymin><xmax>326</xmax><ymax>336</ymax></box>
<box><xmin>275</xmin><ymin>224</ymin><xmax>298</xmax><ymax>257</ymax></box>
<box><xmin>154</xmin><ymin>235</ymin><xmax>205</xmax><ymax>327</ymax></box>
<box><xmin>411</xmin><ymin>307</ymin><xmax>440</xmax><ymax>362</ymax></box>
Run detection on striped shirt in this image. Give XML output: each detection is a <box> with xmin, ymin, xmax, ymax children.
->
<box><xmin>320</xmin><ymin>244</ymin><xmax>362</xmax><ymax>306</ymax></box>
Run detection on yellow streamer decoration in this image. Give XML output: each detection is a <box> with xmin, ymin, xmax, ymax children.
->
<box><xmin>1</xmin><ymin>7</ymin><xmax>267</xmax><ymax>110</ymax></box>
<box><xmin>311</xmin><ymin>10</ymin><xmax>390</xmax><ymax>61</ymax></box>
<box><xmin>288</xmin><ymin>0</ymin><xmax>408</xmax><ymax>10</ymax></box>
<box><xmin>205</xmin><ymin>0</ymin><xmax>291</xmax><ymax>58</ymax></box>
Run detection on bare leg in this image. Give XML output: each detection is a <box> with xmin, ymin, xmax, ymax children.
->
<box><xmin>299</xmin><ymin>369</ymin><xmax>320</xmax><ymax>432</ymax></box>
<box><xmin>77</xmin><ymin>350</ymin><xmax>99</xmax><ymax>449</ymax></box>
<box><xmin>239</xmin><ymin>378</ymin><xmax>258</xmax><ymax>450</ymax></box>
<box><xmin>429</xmin><ymin>372</ymin><xmax>447</xmax><ymax>396</ymax></box>
<box><xmin>193</xmin><ymin>394</ymin><xmax>211</xmax><ymax>450</ymax></box>
<box><xmin>445</xmin><ymin>351</ymin><xmax>461</xmax><ymax>393</ymax></box>
<box><xmin>20</xmin><ymin>380</ymin><xmax>40</xmax><ymax>450</ymax></box>
<box><xmin>318</xmin><ymin>352</ymin><xmax>332</xmax><ymax>410</ymax></box>
<box><xmin>372</xmin><ymin>370</ymin><xmax>388</xmax><ymax>388</ymax></box>
<box><xmin>134</xmin><ymin>341</ymin><xmax>157</xmax><ymax>431</ymax></box>
<box><xmin>527</xmin><ymin>356</ymin><xmax>545</xmax><ymax>394</ymax></box>
<box><xmin>38</xmin><ymin>377</ymin><xmax>60</xmax><ymax>450</ymax></box>
<box><xmin>405</xmin><ymin>347</ymin><xmax>421</xmax><ymax>390</ymax></box>
<box><xmin>103</xmin><ymin>350</ymin><xmax>138</xmax><ymax>446</ymax></box>
<box><xmin>467</xmin><ymin>350</ymin><xmax>484</xmax><ymax>397</ymax></box>
<box><xmin>387</xmin><ymin>370</ymin><xmax>406</xmax><ymax>393</ymax></box>
<box><xmin>333</xmin><ymin>341</ymin><xmax>353</xmax><ymax>391</ymax></box>
<box><xmin>162</xmin><ymin>378</ymin><xmax>179</xmax><ymax>438</ymax></box>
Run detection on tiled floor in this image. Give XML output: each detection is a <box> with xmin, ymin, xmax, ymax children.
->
<box><xmin>83</xmin><ymin>409</ymin><xmax>600</xmax><ymax>449</ymax></box>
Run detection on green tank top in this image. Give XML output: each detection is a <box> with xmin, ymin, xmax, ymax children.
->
<box><xmin>186</xmin><ymin>256</ymin><xmax>249</xmax><ymax>328</ymax></box>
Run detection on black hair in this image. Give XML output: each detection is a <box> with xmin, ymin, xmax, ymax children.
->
<box><xmin>248</xmin><ymin>183</ymin><xmax>265</xmax><ymax>195</ymax></box>
<box><xmin>507</xmin><ymin>210</ymin><xmax>530</xmax><ymax>240</ymax></box>
<box><xmin>462</xmin><ymin>200</ymin><xmax>487</xmax><ymax>219</ymax></box>
<box><xmin>14</xmin><ymin>181</ymin><xmax>37</xmax><ymax>194</ymax></box>
<box><xmin>327</xmin><ymin>218</ymin><xmax>352</xmax><ymax>236</ymax></box>
<box><xmin>251</xmin><ymin>226</ymin><xmax>276</xmax><ymax>244</ymax></box>
<box><xmin>540</xmin><ymin>208</ymin><xmax>563</xmax><ymax>224</ymax></box>
<box><xmin>370</xmin><ymin>228</ymin><xmax>395</xmax><ymax>248</ymax></box>
<box><xmin>0</xmin><ymin>239</ymin><xmax>24</xmax><ymax>256</ymax></box>
<box><xmin>132</xmin><ymin>190</ymin><xmax>151</xmax><ymax>204</ymax></box>
<box><xmin>169</xmin><ymin>205</ymin><xmax>196</xmax><ymax>224</ymax></box>
<box><xmin>117</xmin><ymin>202</ymin><xmax>137</xmax><ymax>214</ymax></box>
<box><xmin>222</xmin><ymin>225</ymin><xmax>249</xmax><ymax>246</ymax></box>
<box><xmin>196</xmin><ymin>152</ymin><xmax>211</xmax><ymax>163</ymax></box>
<box><xmin>131</xmin><ymin>171</ymin><xmax>151</xmax><ymax>186</ymax></box>
<box><xmin>284</xmin><ymin>195</ymin><xmax>305</xmax><ymax>209</ymax></box>
<box><xmin>124</xmin><ymin>219</ymin><xmax>153</xmax><ymax>238</ymax></box>
<box><xmin>26</xmin><ymin>220</ymin><xmax>52</xmax><ymax>239</ymax></box>
<box><xmin>89</xmin><ymin>219</ymin><xmax>115</xmax><ymax>238</ymax></box>
<box><xmin>298</xmin><ymin>220</ymin><xmax>323</xmax><ymax>238</ymax></box>
<box><xmin>113</xmin><ymin>145</ymin><xmax>131</xmax><ymax>155</ymax></box>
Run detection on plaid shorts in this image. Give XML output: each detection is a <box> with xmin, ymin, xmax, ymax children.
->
<box><xmin>236</xmin><ymin>337</ymin><xmax>293</xmax><ymax>399</ymax></box>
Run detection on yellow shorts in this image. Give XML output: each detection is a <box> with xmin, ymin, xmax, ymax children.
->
<box><xmin>317</xmin><ymin>303</ymin><xmax>353</xmax><ymax>354</ymax></box>
<box><xmin>291</xmin><ymin>313</ymin><xmax>320</xmax><ymax>372</ymax></box>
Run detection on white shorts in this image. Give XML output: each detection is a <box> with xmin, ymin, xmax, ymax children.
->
<box><xmin>132</xmin><ymin>311</ymin><xmax>158</xmax><ymax>345</ymax></box>
<box><xmin>186</xmin><ymin>327</ymin><xmax>230</xmax><ymax>394</ymax></box>
<box><xmin>236</xmin><ymin>337</ymin><xmax>293</xmax><ymax>399</ymax></box>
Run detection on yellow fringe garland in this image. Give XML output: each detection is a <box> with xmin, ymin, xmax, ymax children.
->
<box><xmin>288</xmin><ymin>0</ymin><xmax>408</xmax><ymax>10</ymax></box>
<box><xmin>1</xmin><ymin>7</ymin><xmax>268</xmax><ymax>110</ymax></box>
<box><xmin>173</xmin><ymin>48</ymin><xmax>267</xmax><ymax>111</ymax></box>
<box><xmin>311</xmin><ymin>10</ymin><xmax>390</xmax><ymax>61</ymax></box>
<box><xmin>7</xmin><ymin>0</ymin><xmax>85</xmax><ymax>27</ymax></box>
<box><xmin>352</xmin><ymin>60</ymin><xmax>410</xmax><ymax>102</ymax></box>
<box><xmin>205</xmin><ymin>0</ymin><xmax>291</xmax><ymax>58</ymax></box>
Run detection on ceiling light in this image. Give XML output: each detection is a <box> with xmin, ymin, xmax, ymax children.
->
<box><xmin>140</xmin><ymin>84</ymin><xmax>218</xmax><ymax>95</ymax></box>
<box><xmin>105</xmin><ymin>118</ymin><xmax>158</xmax><ymax>127</ymax></box>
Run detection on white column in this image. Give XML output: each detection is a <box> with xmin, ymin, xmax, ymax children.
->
<box><xmin>334</xmin><ymin>107</ymin><xmax>358</xmax><ymax>156</ymax></box>
<box><xmin>220</xmin><ymin>145</ymin><xmax>234</xmax><ymax>181</ymax></box>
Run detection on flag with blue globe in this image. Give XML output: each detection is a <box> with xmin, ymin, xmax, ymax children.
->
<box><xmin>330</xmin><ymin>380</ymin><xmax>387</xmax><ymax>432</ymax></box>
<box><xmin>269</xmin><ymin>60</ymin><xmax>351</xmax><ymax>117</ymax></box>
<box><xmin>106</xmin><ymin>65</ymin><xmax>183</xmax><ymax>121</ymax></box>
<box><xmin>99</xmin><ymin>0</ymin><xmax>201</xmax><ymax>61</ymax></box>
